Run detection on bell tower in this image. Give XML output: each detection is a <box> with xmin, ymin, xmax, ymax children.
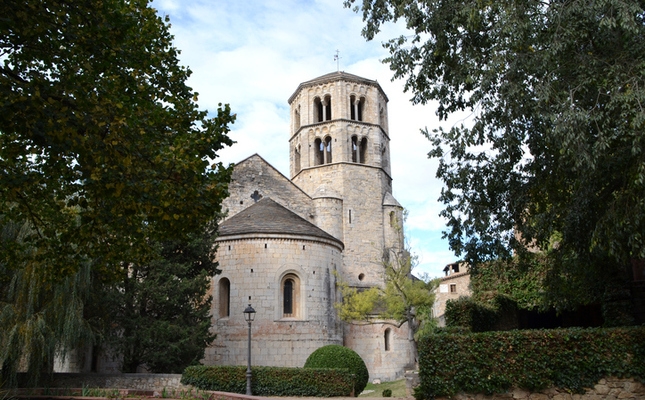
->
<box><xmin>288</xmin><ymin>71</ymin><xmax>391</xmax><ymax>180</ymax></box>
<box><xmin>287</xmin><ymin>72</ymin><xmax>403</xmax><ymax>288</ymax></box>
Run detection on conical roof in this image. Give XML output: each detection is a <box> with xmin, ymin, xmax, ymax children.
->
<box><xmin>288</xmin><ymin>71</ymin><xmax>388</xmax><ymax>104</ymax></box>
<box><xmin>218</xmin><ymin>198</ymin><xmax>343</xmax><ymax>248</ymax></box>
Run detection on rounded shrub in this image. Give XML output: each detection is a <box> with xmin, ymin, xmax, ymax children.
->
<box><xmin>304</xmin><ymin>344</ymin><xmax>369</xmax><ymax>396</ymax></box>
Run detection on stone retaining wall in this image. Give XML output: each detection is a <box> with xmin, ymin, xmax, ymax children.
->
<box><xmin>431</xmin><ymin>377</ymin><xmax>645</xmax><ymax>400</ymax></box>
<box><xmin>41</xmin><ymin>374</ymin><xmax>191</xmax><ymax>391</ymax></box>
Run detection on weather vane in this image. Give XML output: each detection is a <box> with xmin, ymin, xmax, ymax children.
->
<box><xmin>334</xmin><ymin>49</ymin><xmax>341</xmax><ymax>72</ymax></box>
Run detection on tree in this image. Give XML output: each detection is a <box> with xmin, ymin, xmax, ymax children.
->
<box><xmin>0</xmin><ymin>218</ymin><xmax>97</xmax><ymax>386</ymax></box>
<box><xmin>1</xmin><ymin>0</ymin><xmax>234</xmax><ymax>382</ymax></box>
<box><xmin>102</xmin><ymin>224</ymin><xmax>219</xmax><ymax>373</ymax></box>
<box><xmin>346</xmin><ymin>0</ymin><xmax>645</xmax><ymax>309</ymax></box>
<box><xmin>1</xmin><ymin>0</ymin><xmax>234</xmax><ymax>281</ymax></box>
<box><xmin>336</xmin><ymin>249</ymin><xmax>437</xmax><ymax>364</ymax></box>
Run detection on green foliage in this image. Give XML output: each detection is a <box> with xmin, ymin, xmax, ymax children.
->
<box><xmin>336</xmin><ymin>248</ymin><xmax>438</xmax><ymax>363</ymax></box>
<box><xmin>445</xmin><ymin>294</ymin><xmax>520</xmax><ymax>332</ymax></box>
<box><xmin>469</xmin><ymin>252</ymin><xmax>636</xmax><ymax>325</ymax></box>
<box><xmin>0</xmin><ymin>220</ymin><xmax>96</xmax><ymax>387</ymax></box>
<box><xmin>181</xmin><ymin>365</ymin><xmax>354</xmax><ymax>397</ymax></box>
<box><xmin>445</xmin><ymin>297</ymin><xmax>495</xmax><ymax>332</ymax></box>
<box><xmin>414</xmin><ymin>327</ymin><xmax>645</xmax><ymax>399</ymax></box>
<box><xmin>471</xmin><ymin>254</ymin><xmax>550</xmax><ymax>310</ymax></box>
<box><xmin>381</xmin><ymin>389</ymin><xmax>392</xmax><ymax>397</ymax></box>
<box><xmin>0</xmin><ymin>0</ymin><xmax>233</xmax><ymax>383</ymax></box>
<box><xmin>1</xmin><ymin>0</ymin><xmax>234</xmax><ymax>280</ymax></box>
<box><xmin>102</xmin><ymin>225</ymin><xmax>220</xmax><ymax>373</ymax></box>
<box><xmin>304</xmin><ymin>344</ymin><xmax>369</xmax><ymax>396</ymax></box>
<box><xmin>346</xmin><ymin>0</ymin><xmax>645</xmax><ymax>307</ymax></box>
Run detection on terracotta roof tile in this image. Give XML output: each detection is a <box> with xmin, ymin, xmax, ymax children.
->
<box><xmin>218</xmin><ymin>197</ymin><xmax>343</xmax><ymax>247</ymax></box>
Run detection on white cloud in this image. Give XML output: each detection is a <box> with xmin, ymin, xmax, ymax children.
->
<box><xmin>152</xmin><ymin>0</ymin><xmax>462</xmax><ymax>276</ymax></box>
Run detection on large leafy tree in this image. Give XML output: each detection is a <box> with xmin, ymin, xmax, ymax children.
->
<box><xmin>1</xmin><ymin>0</ymin><xmax>234</xmax><ymax>281</ymax></box>
<box><xmin>346</xmin><ymin>0</ymin><xmax>645</xmax><ymax>308</ymax></box>
<box><xmin>0</xmin><ymin>219</ymin><xmax>97</xmax><ymax>386</ymax></box>
<box><xmin>103</xmin><ymin>225</ymin><xmax>219</xmax><ymax>373</ymax></box>
<box><xmin>337</xmin><ymin>249</ymin><xmax>437</xmax><ymax>364</ymax></box>
<box><xmin>1</xmin><ymin>0</ymin><xmax>234</xmax><ymax>383</ymax></box>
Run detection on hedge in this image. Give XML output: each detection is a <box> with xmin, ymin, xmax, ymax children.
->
<box><xmin>445</xmin><ymin>294</ymin><xmax>519</xmax><ymax>332</ymax></box>
<box><xmin>415</xmin><ymin>326</ymin><xmax>645</xmax><ymax>399</ymax></box>
<box><xmin>304</xmin><ymin>344</ymin><xmax>369</xmax><ymax>396</ymax></box>
<box><xmin>181</xmin><ymin>365</ymin><xmax>355</xmax><ymax>397</ymax></box>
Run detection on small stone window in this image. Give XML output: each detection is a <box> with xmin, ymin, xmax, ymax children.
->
<box><xmin>450</xmin><ymin>283</ymin><xmax>457</xmax><ymax>293</ymax></box>
<box><xmin>282</xmin><ymin>273</ymin><xmax>301</xmax><ymax>318</ymax></box>
<box><xmin>294</xmin><ymin>144</ymin><xmax>301</xmax><ymax>173</ymax></box>
<box><xmin>389</xmin><ymin>211</ymin><xmax>396</xmax><ymax>227</ymax></box>
<box><xmin>384</xmin><ymin>328</ymin><xmax>392</xmax><ymax>351</ymax></box>
<box><xmin>294</xmin><ymin>106</ymin><xmax>301</xmax><ymax>130</ymax></box>
<box><xmin>219</xmin><ymin>278</ymin><xmax>230</xmax><ymax>318</ymax></box>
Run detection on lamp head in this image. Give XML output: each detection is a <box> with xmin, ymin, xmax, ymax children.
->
<box><xmin>243</xmin><ymin>304</ymin><xmax>256</xmax><ymax>322</ymax></box>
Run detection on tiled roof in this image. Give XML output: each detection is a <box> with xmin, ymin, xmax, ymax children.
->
<box><xmin>218</xmin><ymin>197</ymin><xmax>343</xmax><ymax>248</ymax></box>
<box><xmin>288</xmin><ymin>71</ymin><xmax>388</xmax><ymax>104</ymax></box>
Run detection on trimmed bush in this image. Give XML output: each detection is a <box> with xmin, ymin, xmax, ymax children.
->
<box><xmin>181</xmin><ymin>365</ymin><xmax>354</xmax><ymax>397</ymax></box>
<box><xmin>382</xmin><ymin>389</ymin><xmax>392</xmax><ymax>397</ymax></box>
<box><xmin>445</xmin><ymin>294</ymin><xmax>519</xmax><ymax>332</ymax></box>
<box><xmin>304</xmin><ymin>344</ymin><xmax>369</xmax><ymax>396</ymax></box>
<box><xmin>414</xmin><ymin>326</ymin><xmax>645</xmax><ymax>399</ymax></box>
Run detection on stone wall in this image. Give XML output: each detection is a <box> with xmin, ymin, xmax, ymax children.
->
<box><xmin>223</xmin><ymin>154</ymin><xmax>314</xmax><ymax>223</ymax></box>
<box><xmin>32</xmin><ymin>373</ymin><xmax>190</xmax><ymax>391</ymax></box>
<box><xmin>344</xmin><ymin>322</ymin><xmax>413</xmax><ymax>382</ymax></box>
<box><xmin>207</xmin><ymin>236</ymin><xmax>343</xmax><ymax>368</ymax></box>
<box><xmin>426</xmin><ymin>378</ymin><xmax>645</xmax><ymax>400</ymax></box>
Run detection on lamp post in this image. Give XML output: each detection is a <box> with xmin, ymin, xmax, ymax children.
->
<box><xmin>243</xmin><ymin>304</ymin><xmax>256</xmax><ymax>396</ymax></box>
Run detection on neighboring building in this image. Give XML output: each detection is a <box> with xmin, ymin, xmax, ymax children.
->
<box><xmin>204</xmin><ymin>71</ymin><xmax>415</xmax><ymax>381</ymax></box>
<box><xmin>433</xmin><ymin>262</ymin><xmax>471</xmax><ymax>327</ymax></box>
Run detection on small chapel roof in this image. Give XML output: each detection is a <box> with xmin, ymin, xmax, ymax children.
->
<box><xmin>217</xmin><ymin>197</ymin><xmax>344</xmax><ymax>248</ymax></box>
<box><xmin>288</xmin><ymin>71</ymin><xmax>389</xmax><ymax>104</ymax></box>
<box><xmin>383</xmin><ymin>192</ymin><xmax>402</xmax><ymax>207</ymax></box>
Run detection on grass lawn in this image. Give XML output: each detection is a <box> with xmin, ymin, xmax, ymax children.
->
<box><xmin>359</xmin><ymin>378</ymin><xmax>407</xmax><ymax>398</ymax></box>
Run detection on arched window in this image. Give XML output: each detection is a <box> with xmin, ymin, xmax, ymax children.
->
<box><xmin>389</xmin><ymin>211</ymin><xmax>396</xmax><ymax>227</ymax></box>
<box><xmin>384</xmin><ymin>328</ymin><xmax>392</xmax><ymax>351</ymax></box>
<box><xmin>350</xmin><ymin>95</ymin><xmax>364</xmax><ymax>121</ymax></box>
<box><xmin>314</xmin><ymin>138</ymin><xmax>324</xmax><ymax>165</ymax></box>
<box><xmin>324</xmin><ymin>136</ymin><xmax>332</xmax><ymax>163</ymax></box>
<box><xmin>379</xmin><ymin>106</ymin><xmax>385</xmax><ymax>127</ymax></box>
<box><xmin>351</xmin><ymin>135</ymin><xmax>358</xmax><ymax>162</ymax></box>
<box><xmin>324</xmin><ymin>95</ymin><xmax>332</xmax><ymax>121</ymax></box>
<box><xmin>314</xmin><ymin>97</ymin><xmax>323</xmax><ymax>122</ymax></box>
<box><xmin>281</xmin><ymin>273</ymin><xmax>300</xmax><ymax>318</ymax></box>
<box><xmin>360</xmin><ymin>137</ymin><xmax>368</xmax><ymax>164</ymax></box>
<box><xmin>219</xmin><ymin>278</ymin><xmax>230</xmax><ymax>318</ymax></box>
<box><xmin>294</xmin><ymin>106</ymin><xmax>301</xmax><ymax>130</ymax></box>
<box><xmin>314</xmin><ymin>96</ymin><xmax>332</xmax><ymax>122</ymax></box>
<box><xmin>294</xmin><ymin>145</ymin><xmax>301</xmax><ymax>173</ymax></box>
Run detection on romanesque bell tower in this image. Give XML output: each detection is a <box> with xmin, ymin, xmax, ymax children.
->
<box><xmin>287</xmin><ymin>72</ymin><xmax>404</xmax><ymax>289</ymax></box>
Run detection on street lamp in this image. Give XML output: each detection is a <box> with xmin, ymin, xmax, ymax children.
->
<box><xmin>243</xmin><ymin>304</ymin><xmax>256</xmax><ymax>396</ymax></box>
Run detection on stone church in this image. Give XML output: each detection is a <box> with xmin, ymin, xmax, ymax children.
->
<box><xmin>203</xmin><ymin>71</ymin><xmax>414</xmax><ymax>381</ymax></box>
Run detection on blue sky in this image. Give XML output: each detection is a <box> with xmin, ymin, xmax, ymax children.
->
<box><xmin>151</xmin><ymin>0</ymin><xmax>471</xmax><ymax>278</ymax></box>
